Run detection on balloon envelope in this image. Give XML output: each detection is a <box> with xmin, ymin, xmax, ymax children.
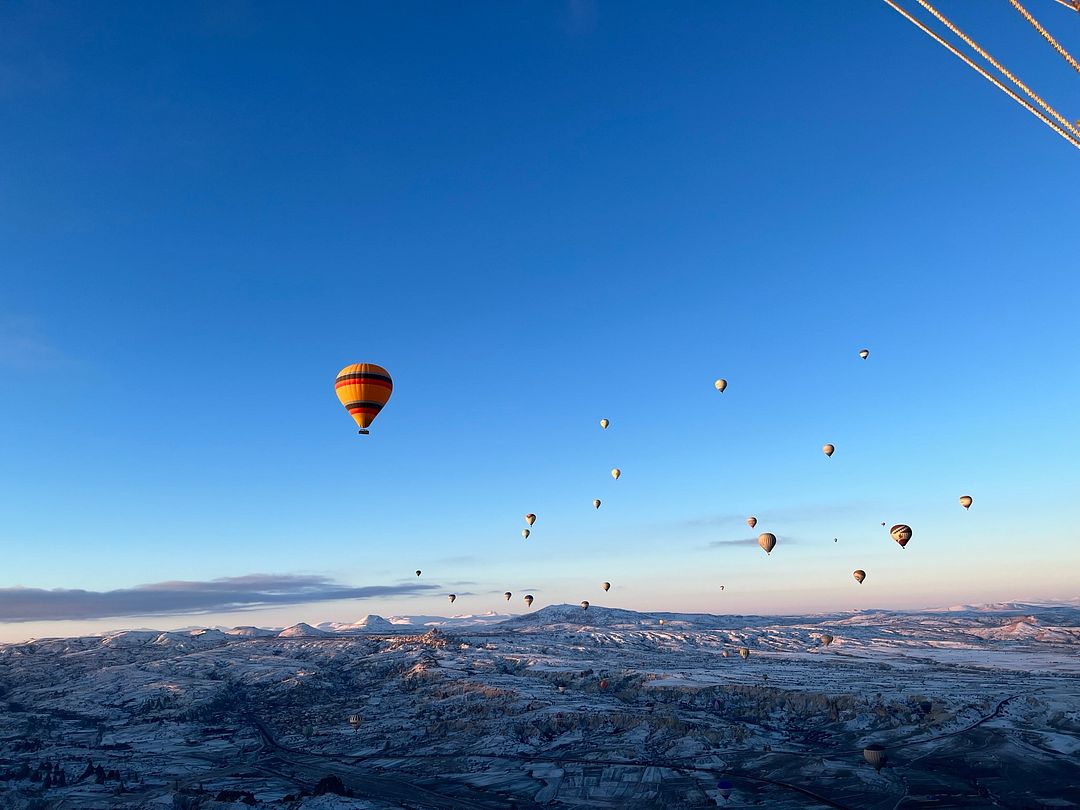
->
<box><xmin>602</xmin><ymin>582</ymin><xmax>610</xmax><ymax>592</ymax></box>
<box><xmin>820</xmin><ymin>634</ymin><xmax>834</xmax><ymax>646</ymax></box>
<box><xmin>593</xmin><ymin>499</ymin><xmax>601</xmax><ymax>509</ymax></box>
<box><xmin>747</xmin><ymin>516</ymin><xmax>757</xmax><ymax>529</ymax></box>
<box><xmin>823</xmin><ymin>443</ymin><xmax>835</xmax><ymax>457</ymax></box>
<box><xmin>448</xmin><ymin>594</ymin><xmax>457</xmax><ymax>603</ymax></box>
<box><xmin>524</xmin><ymin>595</ymin><xmax>534</xmax><ymax>606</ymax></box>
<box><xmin>335</xmin><ymin>363</ymin><xmax>393</xmax><ymax>432</ymax></box>
<box><xmin>890</xmin><ymin>524</ymin><xmax>912</xmax><ymax>548</ymax></box>
<box><xmin>717</xmin><ymin>780</ymin><xmax>733</xmax><ymax>798</ymax></box>
<box><xmin>415</xmin><ymin>570</ymin><xmax>421</xmax><ymax>577</ymax></box>
<box><xmin>853</xmin><ymin>570</ymin><xmax>866</xmax><ymax>584</ymax></box>
<box><xmin>525</xmin><ymin>514</ymin><xmax>536</xmax><ymax>526</ymax></box>
<box><xmin>611</xmin><ymin>468</ymin><xmax>621</xmax><ymax>480</ymax></box>
<box><xmin>758</xmin><ymin>532</ymin><xmax>777</xmax><ymax>555</ymax></box>
<box><xmin>714</xmin><ymin>379</ymin><xmax>727</xmax><ymax>392</ymax></box>
<box><xmin>863</xmin><ymin>744</ymin><xmax>887</xmax><ymax>771</ymax></box>
<box><xmin>739</xmin><ymin>647</ymin><xmax>750</xmax><ymax>660</ymax></box>
<box><xmin>580</xmin><ymin>601</ymin><xmax>590</xmax><ymax>610</ymax></box>
<box><xmin>960</xmin><ymin>495</ymin><xmax>973</xmax><ymax>509</ymax></box>
<box><xmin>600</xmin><ymin>418</ymin><xmax>609</xmax><ymax>429</ymax></box>
<box><xmin>504</xmin><ymin>592</ymin><xmax>512</xmax><ymax>601</ymax></box>
<box><xmin>522</xmin><ymin>529</ymin><xmax>530</xmax><ymax>539</ymax></box>
<box><xmin>859</xmin><ymin>349</ymin><xmax>870</xmax><ymax>359</ymax></box>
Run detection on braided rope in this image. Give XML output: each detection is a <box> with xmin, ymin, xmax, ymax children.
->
<box><xmin>881</xmin><ymin>0</ymin><xmax>1080</xmax><ymax>148</ymax></box>
<box><xmin>1008</xmin><ymin>0</ymin><xmax>1080</xmax><ymax>75</ymax></box>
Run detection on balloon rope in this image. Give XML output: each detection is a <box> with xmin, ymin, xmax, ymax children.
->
<box><xmin>881</xmin><ymin>0</ymin><xmax>1080</xmax><ymax>149</ymax></box>
<box><xmin>1008</xmin><ymin>0</ymin><xmax>1080</xmax><ymax>75</ymax></box>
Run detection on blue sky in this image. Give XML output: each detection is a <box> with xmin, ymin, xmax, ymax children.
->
<box><xmin>1</xmin><ymin>1</ymin><xmax>1078</xmax><ymax>641</ymax></box>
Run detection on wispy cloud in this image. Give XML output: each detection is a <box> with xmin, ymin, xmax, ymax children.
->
<box><xmin>0</xmin><ymin>574</ymin><xmax>436</xmax><ymax>623</ymax></box>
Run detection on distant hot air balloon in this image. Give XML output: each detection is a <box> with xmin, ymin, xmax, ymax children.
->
<box><xmin>739</xmin><ymin>647</ymin><xmax>750</xmax><ymax>660</ymax></box>
<box><xmin>960</xmin><ymin>495</ymin><xmax>973</xmax><ymax>510</ymax></box>
<box><xmin>524</xmin><ymin>595</ymin><xmax>534</xmax><ymax>607</ymax></box>
<box><xmin>714</xmin><ymin>379</ymin><xmax>727</xmax><ymax>393</ymax></box>
<box><xmin>525</xmin><ymin>514</ymin><xmax>536</xmax><ymax>526</ymax></box>
<box><xmin>859</xmin><ymin>349</ymin><xmax>870</xmax><ymax>360</ymax></box>
<box><xmin>447</xmin><ymin>594</ymin><xmax>457</xmax><ymax>604</ymax></box>
<box><xmin>600</xmin><ymin>418</ymin><xmax>609</xmax><ymax>429</ymax></box>
<box><xmin>890</xmin><ymin>524</ymin><xmax>912</xmax><ymax>548</ymax></box>
<box><xmin>580</xmin><ymin>601</ymin><xmax>590</xmax><ymax>611</ymax></box>
<box><xmin>658</xmin><ymin>618</ymin><xmax>665</xmax><ymax>625</ymax></box>
<box><xmin>335</xmin><ymin>363</ymin><xmax>393</xmax><ymax>435</ymax></box>
<box><xmin>823</xmin><ymin>443</ymin><xmax>835</xmax><ymax>457</ymax></box>
<box><xmin>758</xmin><ymin>532</ymin><xmax>777</xmax><ymax>555</ymax></box>
<box><xmin>747</xmin><ymin>516</ymin><xmax>757</xmax><ymax>529</ymax></box>
<box><xmin>722</xmin><ymin>650</ymin><xmax>730</xmax><ymax>658</ymax></box>
<box><xmin>820</xmin><ymin>634</ymin><xmax>834</xmax><ymax>647</ymax></box>
<box><xmin>593</xmin><ymin>499</ymin><xmax>601</xmax><ymax>509</ymax></box>
<box><xmin>522</xmin><ymin>529</ymin><xmax>530</xmax><ymax>540</ymax></box>
<box><xmin>602</xmin><ymin>582</ymin><xmax>610</xmax><ymax>592</ymax></box>
<box><xmin>834</xmin><ymin>538</ymin><xmax>838</xmax><ymax>543</ymax></box>
<box><xmin>720</xmin><ymin>585</ymin><xmax>725</xmax><ymax>591</ymax></box>
<box><xmin>599</xmin><ymin>678</ymin><xmax>609</xmax><ymax>690</ymax></box>
<box><xmin>504</xmin><ymin>592</ymin><xmax>512</xmax><ymax>601</ymax></box>
<box><xmin>881</xmin><ymin>522</ymin><xmax>886</xmax><ymax>527</ymax></box>
<box><xmin>716</xmin><ymin>779</ymin><xmax>733</xmax><ymax>799</ymax></box>
<box><xmin>348</xmin><ymin>714</ymin><xmax>361</xmax><ymax>730</ymax></box>
<box><xmin>611</xmin><ymin>468</ymin><xmax>621</xmax><ymax>480</ymax></box>
<box><xmin>853</xmin><ymin>569</ymin><xmax>866</xmax><ymax>584</ymax></box>
<box><xmin>863</xmin><ymin>744</ymin><xmax>887</xmax><ymax>771</ymax></box>
<box><xmin>415</xmin><ymin>570</ymin><xmax>422</xmax><ymax>577</ymax></box>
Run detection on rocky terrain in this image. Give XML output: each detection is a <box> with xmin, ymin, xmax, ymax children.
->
<box><xmin>1</xmin><ymin>603</ymin><xmax>1077</xmax><ymax>808</ymax></box>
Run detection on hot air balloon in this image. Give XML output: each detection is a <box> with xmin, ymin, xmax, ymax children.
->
<box><xmin>525</xmin><ymin>514</ymin><xmax>536</xmax><ymax>527</ymax></box>
<box><xmin>602</xmin><ymin>582</ymin><xmax>611</xmax><ymax>592</ymax></box>
<box><xmin>739</xmin><ymin>647</ymin><xmax>750</xmax><ymax>660</ymax></box>
<box><xmin>722</xmin><ymin>650</ymin><xmax>730</xmax><ymax>658</ymax></box>
<box><xmin>593</xmin><ymin>499</ymin><xmax>601</xmax><ymax>509</ymax></box>
<box><xmin>823</xmin><ymin>443</ymin><xmax>835</xmax><ymax>457</ymax></box>
<box><xmin>611</xmin><ymin>468</ymin><xmax>621</xmax><ymax>480</ymax></box>
<box><xmin>720</xmin><ymin>585</ymin><xmax>725</xmax><ymax>591</ymax></box>
<box><xmin>863</xmin><ymin>744</ymin><xmax>887</xmax><ymax>771</ymax></box>
<box><xmin>747</xmin><ymin>516</ymin><xmax>757</xmax><ymax>529</ymax></box>
<box><xmin>348</xmin><ymin>714</ymin><xmax>361</xmax><ymax>730</ymax></box>
<box><xmin>335</xmin><ymin>363</ymin><xmax>393</xmax><ymax>435</ymax></box>
<box><xmin>580</xmin><ymin>601</ymin><xmax>590</xmax><ymax>611</ymax></box>
<box><xmin>524</xmin><ymin>594</ymin><xmax>534</xmax><ymax>607</ymax></box>
<box><xmin>859</xmin><ymin>349</ymin><xmax>870</xmax><ymax>360</ymax></box>
<box><xmin>599</xmin><ymin>678</ymin><xmax>609</xmax><ymax>690</ymax></box>
<box><xmin>960</xmin><ymin>495</ymin><xmax>973</xmax><ymax>510</ymax></box>
<box><xmin>714</xmin><ymin>379</ymin><xmax>727</xmax><ymax>392</ymax></box>
<box><xmin>600</xmin><ymin>418</ymin><xmax>609</xmax><ymax>429</ymax></box>
<box><xmin>415</xmin><ymin>570</ymin><xmax>422</xmax><ymax>577</ymax></box>
<box><xmin>820</xmin><ymin>634</ymin><xmax>834</xmax><ymax>647</ymax></box>
<box><xmin>658</xmin><ymin>618</ymin><xmax>665</xmax><ymax>625</ymax></box>
<box><xmin>522</xmin><ymin>529</ymin><xmax>530</xmax><ymax>540</ymax></box>
<box><xmin>448</xmin><ymin>593</ymin><xmax>457</xmax><ymax>604</ymax></box>
<box><xmin>504</xmin><ymin>592</ymin><xmax>512</xmax><ymax>601</ymax></box>
<box><xmin>716</xmin><ymin>779</ymin><xmax>733</xmax><ymax>799</ymax></box>
<box><xmin>853</xmin><ymin>569</ymin><xmax>866</xmax><ymax>584</ymax></box>
<box><xmin>890</xmin><ymin>524</ymin><xmax>912</xmax><ymax>548</ymax></box>
<box><xmin>834</xmin><ymin>538</ymin><xmax>838</xmax><ymax>543</ymax></box>
<box><xmin>758</xmin><ymin>532</ymin><xmax>776</xmax><ymax>555</ymax></box>
<box><xmin>881</xmin><ymin>521</ymin><xmax>886</xmax><ymax>527</ymax></box>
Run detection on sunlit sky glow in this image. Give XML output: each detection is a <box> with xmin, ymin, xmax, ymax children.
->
<box><xmin>1</xmin><ymin>1</ymin><xmax>1078</xmax><ymax>642</ymax></box>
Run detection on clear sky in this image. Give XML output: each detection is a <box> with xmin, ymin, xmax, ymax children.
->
<box><xmin>2</xmin><ymin>1</ymin><xmax>1078</xmax><ymax>642</ymax></box>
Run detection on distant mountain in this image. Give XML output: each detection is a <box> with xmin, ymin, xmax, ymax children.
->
<box><xmin>225</xmin><ymin>626</ymin><xmax>277</xmax><ymax>638</ymax></box>
<box><xmin>277</xmin><ymin>622</ymin><xmax>332</xmax><ymax>638</ymax></box>
<box><xmin>319</xmin><ymin>614</ymin><xmax>399</xmax><ymax>633</ymax></box>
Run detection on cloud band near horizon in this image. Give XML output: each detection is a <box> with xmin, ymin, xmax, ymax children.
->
<box><xmin>0</xmin><ymin>574</ymin><xmax>436</xmax><ymax>622</ymax></box>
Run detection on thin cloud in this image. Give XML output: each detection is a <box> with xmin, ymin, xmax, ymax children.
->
<box><xmin>0</xmin><ymin>574</ymin><xmax>436</xmax><ymax>623</ymax></box>
<box><xmin>668</xmin><ymin>501</ymin><xmax>867</xmax><ymax>531</ymax></box>
<box><xmin>0</xmin><ymin>317</ymin><xmax>62</xmax><ymax>369</ymax></box>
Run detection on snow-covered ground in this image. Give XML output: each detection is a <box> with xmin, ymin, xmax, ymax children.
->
<box><xmin>0</xmin><ymin>603</ymin><xmax>1077</xmax><ymax>808</ymax></box>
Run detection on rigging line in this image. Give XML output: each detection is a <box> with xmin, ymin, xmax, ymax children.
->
<box><xmin>1008</xmin><ymin>0</ymin><xmax>1080</xmax><ymax>74</ymax></box>
<box><xmin>881</xmin><ymin>0</ymin><xmax>1080</xmax><ymax>149</ymax></box>
<box><xmin>912</xmin><ymin>0</ymin><xmax>1080</xmax><ymax>140</ymax></box>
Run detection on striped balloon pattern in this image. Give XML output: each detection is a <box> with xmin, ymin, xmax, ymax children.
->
<box><xmin>335</xmin><ymin>363</ymin><xmax>393</xmax><ymax>432</ymax></box>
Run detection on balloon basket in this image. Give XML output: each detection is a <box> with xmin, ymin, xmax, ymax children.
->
<box><xmin>357</xmin><ymin>429</ymin><xmax>370</xmax><ymax>435</ymax></box>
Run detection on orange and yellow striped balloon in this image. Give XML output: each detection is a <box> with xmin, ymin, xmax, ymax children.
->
<box><xmin>335</xmin><ymin>363</ymin><xmax>393</xmax><ymax>433</ymax></box>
